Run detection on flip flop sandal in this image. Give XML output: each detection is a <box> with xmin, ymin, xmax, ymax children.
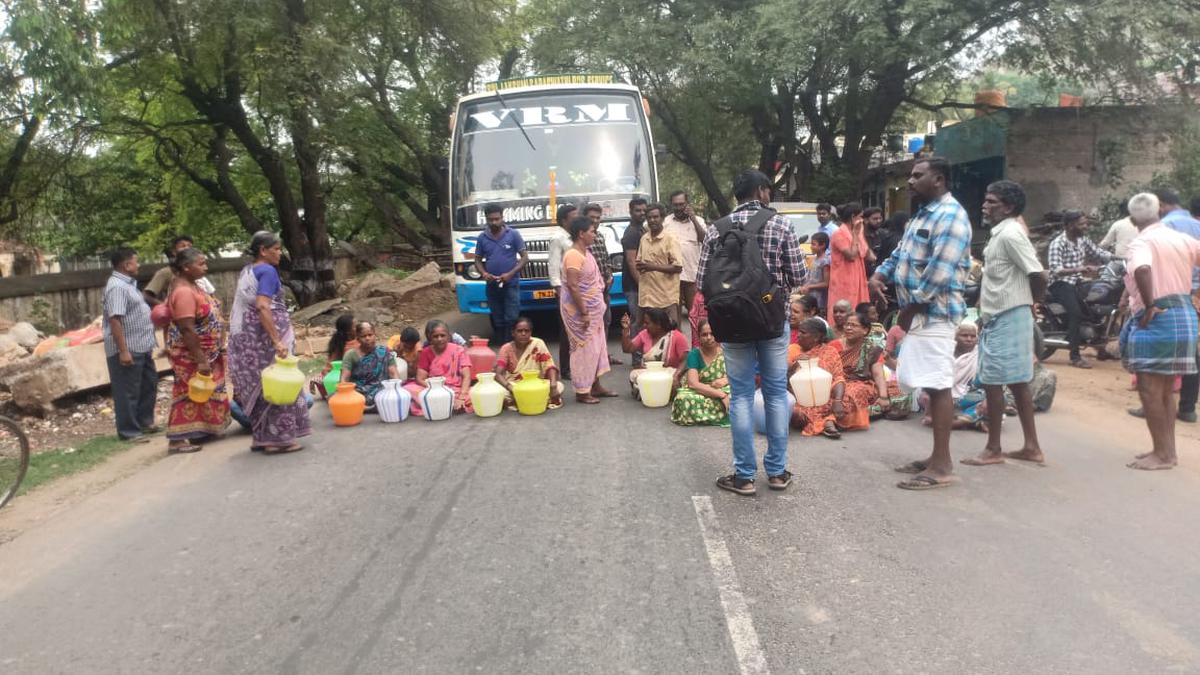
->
<box><xmin>547</xmin><ymin>400</ymin><xmax>563</xmax><ymax>410</ymax></box>
<box><xmin>168</xmin><ymin>443</ymin><xmax>202</xmax><ymax>454</ymax></box>
<box><xmin>767</xmin><ymin>471</ymin><xmax>793</xmax><ymax>490</ymax></box>
<box><xmin>893</xmin><ymin>460</ymin><xmax>928</xmax><ymax>474</ymax></box>
<box><xmin>896</xmin><ymin>475</ymin><xmax>957</xmax><ymax>490</ymax></box>
<box><xmin>575</xmin><ymin>395</ymin><xmax>600</xmax><ymax>404</ymax></box>
<box><xmin>821</xmin><ymin>423</ymin><xmax>841</xmax><ymax>439</ymax></box>
<box><xmin>262</xmin><ymin>444</ymin><xmax>304</xmax><ymax>455</ymax></box>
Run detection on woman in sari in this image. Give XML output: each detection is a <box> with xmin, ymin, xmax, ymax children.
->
<box><xmin>689</xmin><ymin>290</ymin><xmax>708</xmax><ymax>348</ymax></box>
<box><xmin>829</xmin><ymin>299</ymin><xmax>853</xmax><ymax>343</ymax></box>
<box><xmin>561</xmin><ymin>215</ymin><xmax>616</xmax><ymax>403</ymax></box>
<box><xmin>312</xmin><ymin>313</ymin><xmax>357</xmax><ymax>399</ymax></box>
<box><xmin>341</xmin><ymin>321</ymin><xmax>399</xmax><ymax>411</ymax></box>
<box><xmin>837</xmin><ymin>312</ymin><xmax>891</xmax><ymax>431</ymax></box>
<box><xmin>787</xmin><ymin>318</ymin><xmax>846</xmax><ymax>438</ymax></box>
<box><xmin>403</xmin><ymin>319</ymin><xmax>473</xmax><ymax>415</ymax></box>
<box><xmin>164</xmin><ymin>248</ymin><xmax>230</xmax><ymax>452</ymax></box>
<box><xmin>621</xmin><ymin>307</ymin><xmax>690</xmax><ymax>398</ymax></box>
<box><xmin>227</xmin><ymin>231</ymin><xmax>310</xmax><ymax>454</ymax></box>
<box><xmin>827</xmin><ymin>203</ymin><xmax>872</xmax><ymax>324</ymax></box>
<box><xmin>671</xmin><ymin>319</ymin><xmax>731</xmax><ymax>427</ymax></box>
<box><xmin>494</xmin><ymin>316</ymin><xmax>563</xmax><ymax>410</ymax></box>
<box><xmin>388</xmin><ymin>326</ymin><xmax>421</xmax><ymax>384</ymax></box>
<box><xmin>790</xmin><ymin>295</ymin><xmax>833</xmax><ymax>344</ymax></box>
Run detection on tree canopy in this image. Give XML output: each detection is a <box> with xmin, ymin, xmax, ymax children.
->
<box><xmin>0</xmin><ymin>0</ymin><xmax>1194</xmax><ymax>302</ymax></box>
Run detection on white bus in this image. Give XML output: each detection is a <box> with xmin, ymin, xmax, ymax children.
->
<box><xmin>448</xmin><ymin>74</ymin><xmax>658</xmax><ymax>317</ymax></box>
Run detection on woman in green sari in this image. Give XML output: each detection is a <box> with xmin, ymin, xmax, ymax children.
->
<box><xmin>671</xmin><ymin>319</ymin><xmax>731</xmax><ymax>427</ymax></box>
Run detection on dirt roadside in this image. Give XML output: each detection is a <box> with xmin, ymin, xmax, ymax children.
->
<box><xmin>1042</xmin><ymin>351</ymin><xmax>1200</xmax><ymax>461</ymax></box>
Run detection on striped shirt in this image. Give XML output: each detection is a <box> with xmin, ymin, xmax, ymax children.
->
<box><xmin>980</xmin><ymin>217</ymin><xmax>1043</xmax><ymax>320</ymax></box>
<box><xmin>102</xmin><ymin>271</ymin><xmax>157</xmax><ymax>356</ymax></box>
<box><xmin>1047</xmin><ymin>232</ymin><xmax>1111</xmax><ymax>285</ymax></box>
<box><xmin>875</xmin><ymin>191</ymin><xmax>972</xmax><ymax>324</ymax></box>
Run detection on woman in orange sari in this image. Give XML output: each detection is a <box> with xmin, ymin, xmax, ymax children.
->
<box><xmin>837</xmin><ymin>311</ymin><xmax>892</xmax><ymax>431</ymax></box>
<box><xmin>788</xmin><ymin>318</ymin><xmax>846</xmax><ymax>438</ymax></box>
<box><xmin>165</xmin><ymin>248</ymin><xmax>230</xmax><ymax>452</ymax></box>
<box><xmin>827</xmin><ymin>203</ymin><xmax>872</xmax><ymax>324</ymax></box>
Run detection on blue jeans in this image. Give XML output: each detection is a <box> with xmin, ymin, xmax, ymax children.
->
<box><xmin>105</xmin><ymin>352</ymin><xmax>158</xmax><ymax>440</ymax></box>
<box><xmin>723</xmin><ymin>324</ymin><xmax>791</xmax><ymax>480</ymax></box>
<box><xmin>486</xmin><ymin>280</ymin><xmax>520</xmax><ymax>343</ymax></box>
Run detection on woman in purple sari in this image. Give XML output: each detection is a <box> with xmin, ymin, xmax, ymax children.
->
<box><xmin>228</xmin><ymin>231</ymin><xmax>310</xmax><ymax>454</ymax></box>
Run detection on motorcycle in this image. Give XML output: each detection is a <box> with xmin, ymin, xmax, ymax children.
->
<box><xmin>1035</xmin><ymin>259</ymin><xmax>1127</xmax><ymax>361</ymax></box>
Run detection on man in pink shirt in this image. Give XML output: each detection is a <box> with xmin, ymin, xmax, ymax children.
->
<box><xmin>1119</xmin><ymin>193</ymin><xmax>1200</xmax><ymax>471</ymax></box>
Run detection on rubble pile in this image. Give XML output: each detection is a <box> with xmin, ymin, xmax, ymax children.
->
<box><xmin>0</xmin><ymin>261</ymin><xmax>455</xmax><ymax>415</ymax></box>
<box><xmin>295</xmin><ymin>261</ymin><xmax>456</xmax><ymax>346</ymax></box>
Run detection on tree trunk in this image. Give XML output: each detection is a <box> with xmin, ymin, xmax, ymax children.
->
<box><xmin>647</xmin><ymin>95</ymin><xmax>730</xmax><ymax>214</ymax></box>
<box><xmin>0</xmin><ymin>115</ymin><xmax>41</xmax><ymax>225</ymax></box>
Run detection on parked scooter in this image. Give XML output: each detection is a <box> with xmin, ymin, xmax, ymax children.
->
<box><xmin>1035</xmin><ymin>259</ymin><xmax>1127</xmax><ymax>361</ymax></box>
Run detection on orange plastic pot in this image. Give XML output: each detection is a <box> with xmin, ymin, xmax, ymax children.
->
<box><xmin>329</xmin><ymin>382</ymin><xmax>366</xmax><ymax>427</ymax></box>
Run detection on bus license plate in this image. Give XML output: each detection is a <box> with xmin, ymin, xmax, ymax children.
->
<box><xmin>533</xmin><ymin>289</ymin><xmax>556</xmax><ymax>300</ymax></box>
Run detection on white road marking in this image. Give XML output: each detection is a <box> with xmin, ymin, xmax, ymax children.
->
<box><xmin>692</xmin><ymin>496</ymin><xmax>771</xmax><ymax>675</ymax></box>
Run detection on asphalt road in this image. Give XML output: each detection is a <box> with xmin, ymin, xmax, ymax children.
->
<box><xmin>2</xmin><ymin>313</ymin><xmax>1200</xmax><ymax>674</ymax></box>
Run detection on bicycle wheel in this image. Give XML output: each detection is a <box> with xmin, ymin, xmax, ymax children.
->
<box><xmin>0</xmin><ymin>415</ymin><xmax>30</xmax><ymax>509</ymax></box>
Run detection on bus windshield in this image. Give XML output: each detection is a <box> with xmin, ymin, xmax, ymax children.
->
<box><xmin>452</xmin><ymin>90</ymin><xmax>652</xmax><ymax>229</ymax></box>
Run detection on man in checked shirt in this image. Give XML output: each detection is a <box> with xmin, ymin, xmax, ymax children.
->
<box><xmin>870</xmin><ymin>157</ymin><xmax>972</xmax><ymax>491</ymax></box>
<box><xmin>1046</xmin><ymin>210</ymin><xmax>1113</xmax><ymax>368</ymax></box>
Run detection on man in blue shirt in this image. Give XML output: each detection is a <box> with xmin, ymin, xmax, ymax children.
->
<box><xmin>871</xmin><ymin>157</ymin><xmax>972</xmax><ymax>490</ymax></box>
<box><xmin>816</xmin><ymin>202</ymin><xmax>839</xmax><ymax>238</ymax></box>
<box><xmin>474</xmin><ymin>203</ymin><xmax>528</xmax><ymax>345</ymax></box>
<box><xmin>1156</xmin><ymin>188</ymin><xmax>1200</xmax><ymax>422</ymax></box>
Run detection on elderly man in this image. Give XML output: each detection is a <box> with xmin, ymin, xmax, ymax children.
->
<box><xmin>1119</xmin><ymin>193</ymin><xmax>1200</xmax><ymax>471</ymax></box>
<box><xmin>962</xmin><ymin>180</ymin><xmax>1048</xmax><ymax>467</ymax></box>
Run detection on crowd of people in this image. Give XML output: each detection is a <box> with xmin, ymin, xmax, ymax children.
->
<box><xmin>100</xmin><ymin>160</ymin><xmax>1200</xmax><ymax>491</ymax></box>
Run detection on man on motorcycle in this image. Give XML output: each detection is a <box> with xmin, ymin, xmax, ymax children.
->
<box><xmin>1047</xmin><ymin>210</ymin><xmax>1113</xmax><ymax>368</ymax></box>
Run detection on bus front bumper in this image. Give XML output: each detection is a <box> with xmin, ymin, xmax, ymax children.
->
<box><xmin>456</xmin><ymin>276</ymin><xmax>627</xmax><ymax>315</ymax></box>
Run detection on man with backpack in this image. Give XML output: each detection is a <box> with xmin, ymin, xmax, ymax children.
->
<box><xmin>697</xmin><ymin>170</ymin><xmax>805</xmax><ymax>496</ymax></box>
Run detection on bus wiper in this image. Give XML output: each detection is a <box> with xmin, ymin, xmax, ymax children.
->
<box><xmin>494</xmin><ymin>89</ymin><xmax>537</xmax><ymax>152</ymax></box>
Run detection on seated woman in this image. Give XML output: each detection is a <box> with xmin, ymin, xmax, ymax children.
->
<box><xmin>620</xmin><ymin>308</ymin><xmax>690</xmax><ymax>398</ymax></box>
<box><xmin>855</xmin><ymin>301</ymin><xmax>887</xmax><ymax>349</ymax></box>
<box><xmin>829</xmin><ymin>299</ymin><xmax>853</xmax><ymax>342</ymax></box>
<box><xmin>837</xmin><ymin>311</ymin><xmax>892</xmax><ymax>431</ymax></box>
<box><xmin>313</xmin><ymin>313</ymin><xmax>357</xmax><ymax>399</ymax></box>
<box><xmin>494</xmin><ymin>316</ymin><xmax>563</xmax><ymax>410</ymax></box>
<box><xmin>922</xmin><ymin>322</ymin><xmax>995</xmax><ymax>431</ymax></box>
<box><xmin>671</xmin><ymin>319</ymin><xmax>731</xmax><ymax>427</ymax></box>
<box><xmin>879</xmin><ymin>324</ymin><xmax>912</xmax><ymax>419</ymax></box>
<box><xmin>787</xmin><ymin>318</ymin><xmax>846</xmax><ymax>438</ymax></box>
<box><xmin>403</xmin><ymin>319</ymin><xmax>473</xmax><ymax>416</ymax></box>
<box><xmin>790</xmin><ymin>294</ymin><xmax>833</xmax><ymax>343</ymax></box>
<box><xmin>388</xmin><ymin>326</ymin><xmax>421</xmax><ymax>383</ymax></box>
<box><xmin>341</xmin><ymin>321</ymin><xmax>399</xmax><ymax>411</ymax></box>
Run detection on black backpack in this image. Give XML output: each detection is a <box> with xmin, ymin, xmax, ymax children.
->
<box><xmin>701</xmin><ymin>207</ymin><xmax>787</xmax><ymax>343</ymax></box>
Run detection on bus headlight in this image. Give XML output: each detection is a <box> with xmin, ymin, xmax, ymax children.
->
<box><xmin>609</xmin><ymin>253</ymin><xmax>624</xmax><ymax>272</ymax></box>
<box><xmin>457</xmin><ymin>263</ymin><xmax>483</xmax><ymax>280</ymax></box>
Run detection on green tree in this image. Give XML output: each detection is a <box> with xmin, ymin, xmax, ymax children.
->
<box><xmin>0</xmin><ymin>0</ymin><xmax>99</xmax><ymax>233</ymax></box>
<box><xmin>527</xmin><ymin>0</ymin><xmax>1196</xmax><ymax>209</ymax></box>
<box><xmin>99</xmin><ymin>0</ymin><xmax>344</xmax><ymax>304</ymax></box>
